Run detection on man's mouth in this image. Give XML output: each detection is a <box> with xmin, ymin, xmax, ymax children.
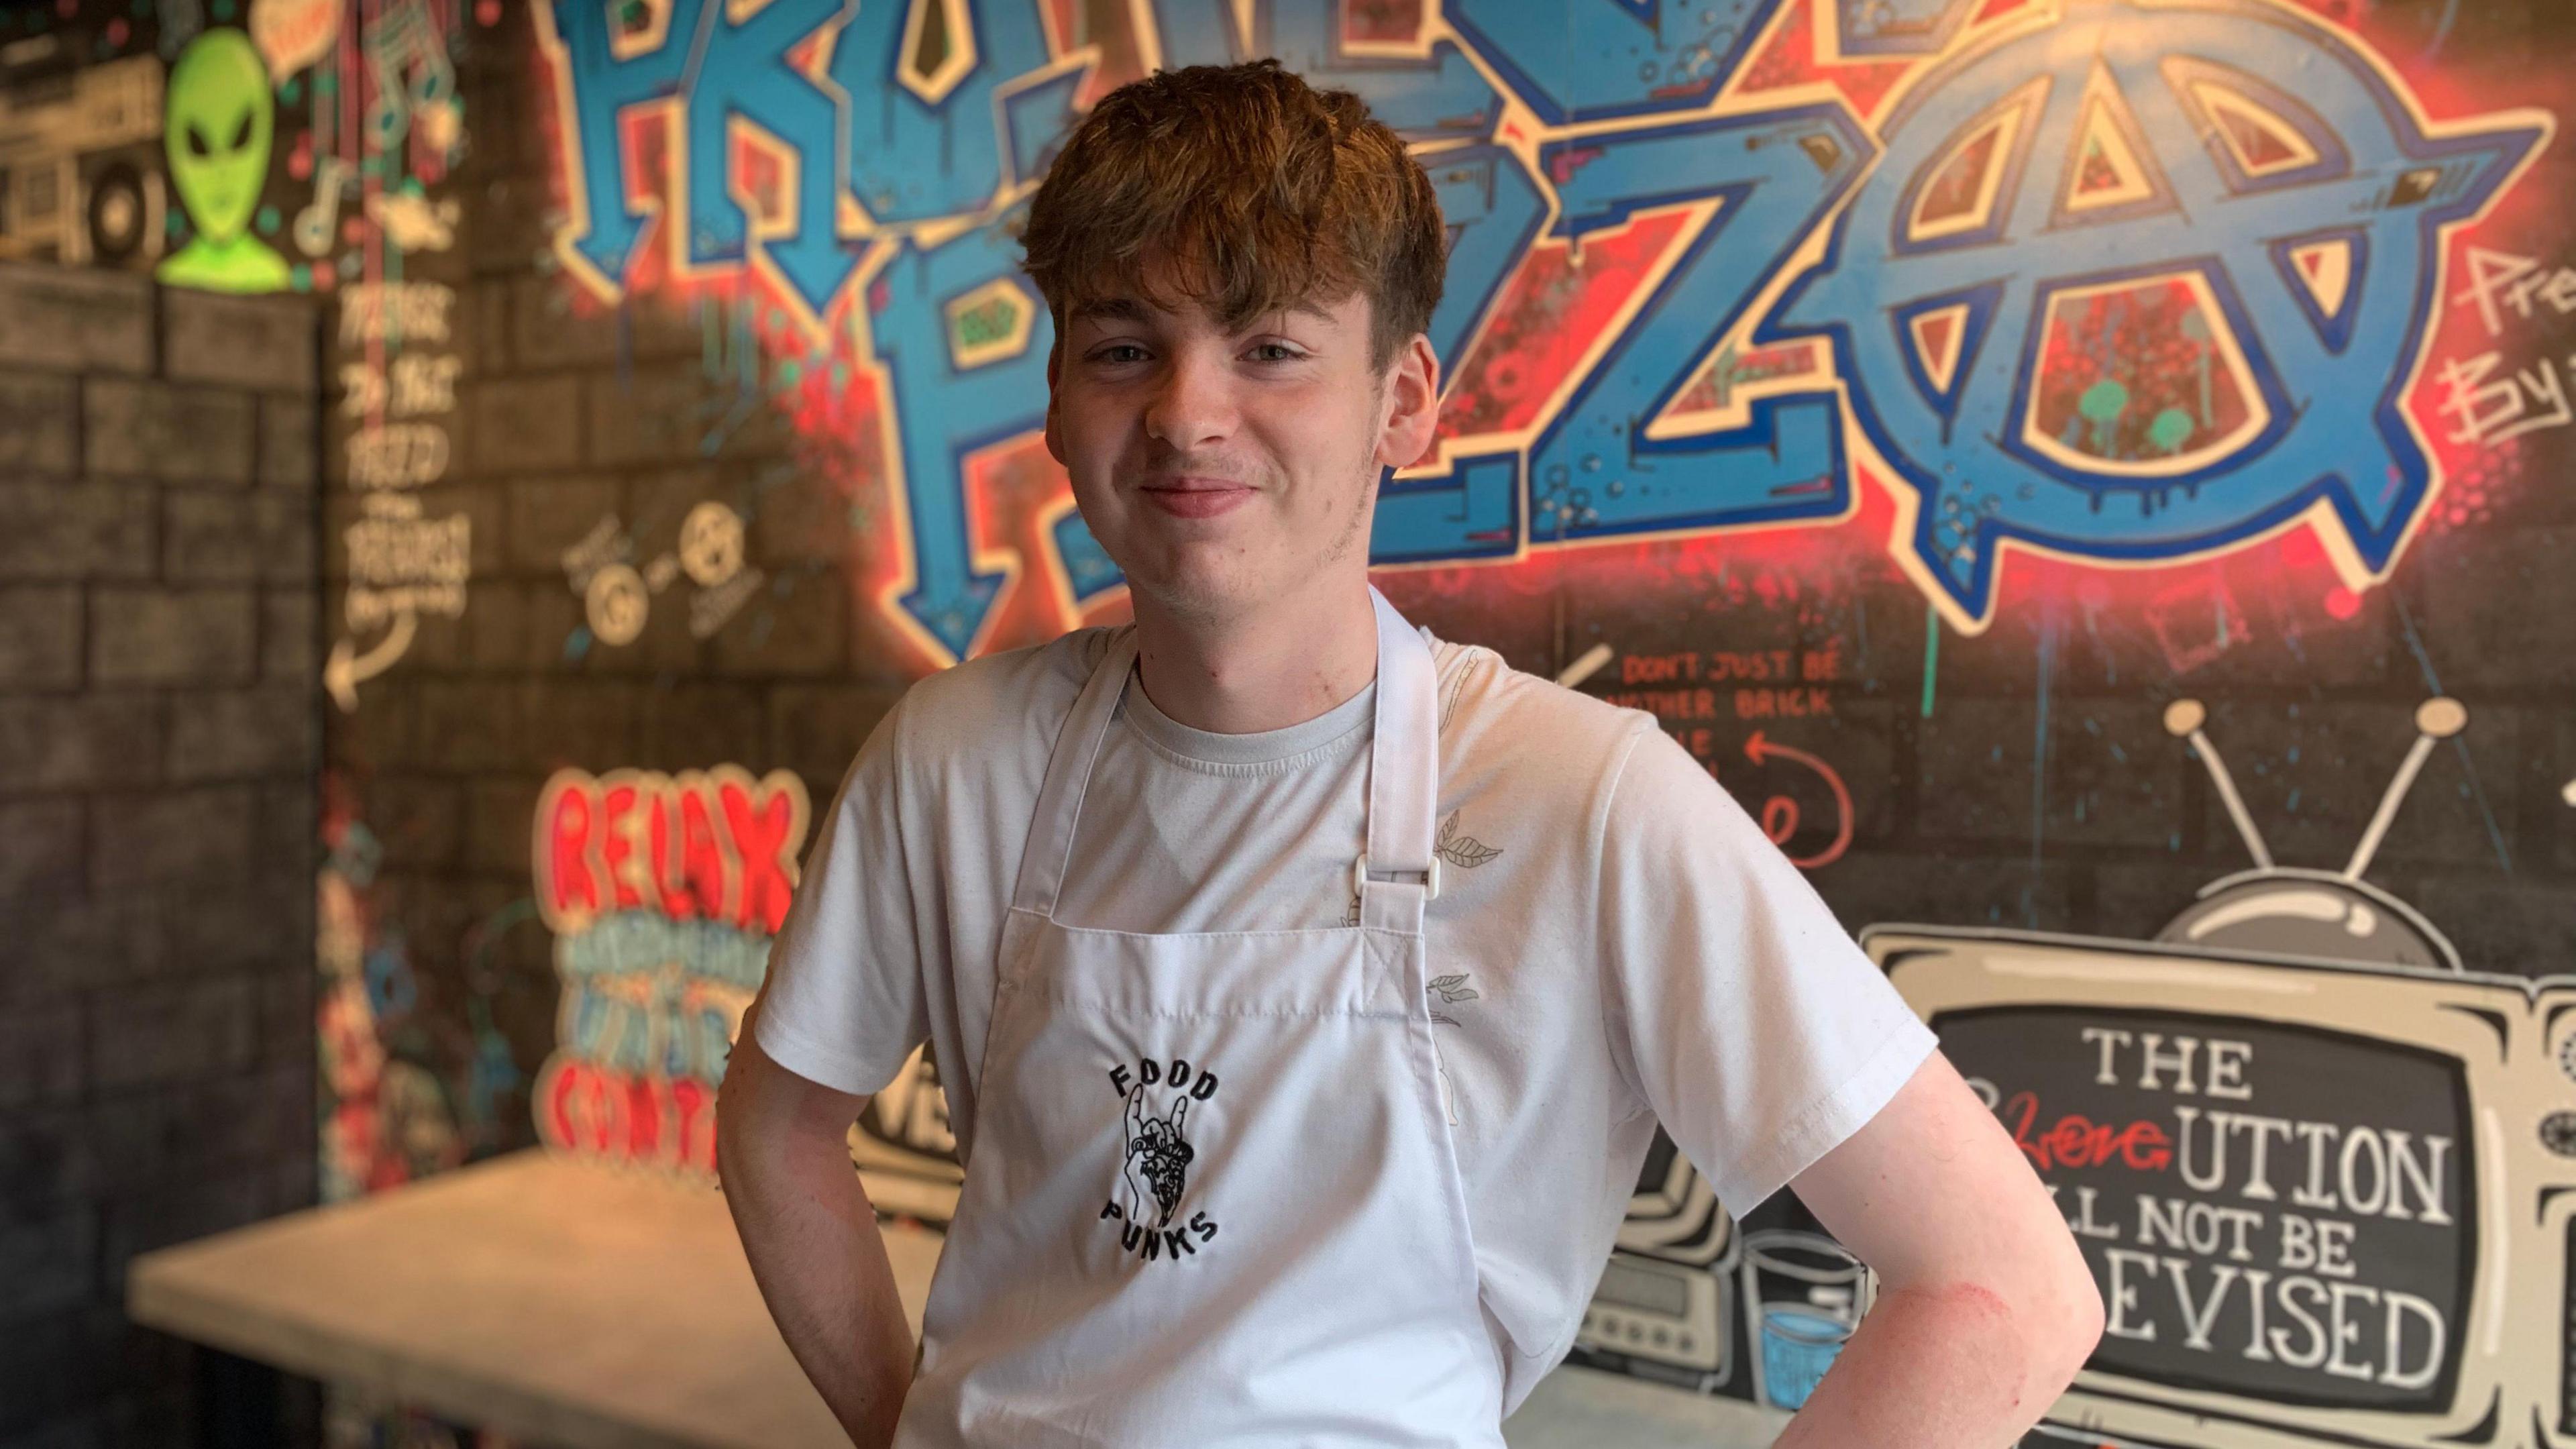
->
<box><xmin>1141</xmin><ymin>477</ymin><xmax>1253</xmax><ymax>519</ymax></box>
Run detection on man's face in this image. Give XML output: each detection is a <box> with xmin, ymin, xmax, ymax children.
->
<box><xmin>1044</xmin><ymin>274</ymin><xmax>1440</xmax><ymax>626</ymax></box>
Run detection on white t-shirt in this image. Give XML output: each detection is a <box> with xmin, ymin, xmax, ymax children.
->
<box><xmin>751</xmin><ymin>622</ymin><xmax>1939</xmax><ymax>1411</ymax></box>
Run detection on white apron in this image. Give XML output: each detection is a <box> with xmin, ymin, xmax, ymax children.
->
<box><xmin>890</xmin><ymin>586</ymin><xmax>1507</xmax><ymax>1448</ymax></box>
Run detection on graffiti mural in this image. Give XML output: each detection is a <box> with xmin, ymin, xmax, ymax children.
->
<box><xmin>509</xmin><ymin>1</ymin><xmax>2576</xmax><ymax>1438</ymax></box>
<box><xmin>535</xmin><ymin>0</ymin><xmax>2546</xmax><ymax>665</ymax></box>
<box><xmin>529</xmin><ymin>765</ymin><xmax>812</xmax><ymax>1177</ymax></box>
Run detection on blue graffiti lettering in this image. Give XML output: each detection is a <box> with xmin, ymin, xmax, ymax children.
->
<box><xmin>1422</xmin><ymin>144</ymin><xmax>1549</xmax><ymax>386</ymax></box>
<box><xmin>830</xmin><ymin>0</ymin><xmax>1077</xmax><ymax>224</ymax></box>
<box><xmin>1527</xmin><ymin>105</ymin><xmax>1872</xmax><ymax>545</ymax></box>
<box><xmin>682</xmin><ymin>0</ymin><xmax>859</xmax><ymax>317</ymax></box>
<box><xmin>557</xmin><ymin>914</ymin><xmax>768</xmax><ymax>1081</ymax></box>
<box><xmin>540</xmin><ymin>0</ymin><xmax>714</xmax><ymax>287</ymax></box>
<box><xmin>868</xmin><ymin>205</ymin><xmax>1054</xmax><ymax>659</ymax></box>
<box><xmin>1144</xmin><ymin>0</ymin><xmax>1246</xmax><ymax>68</ymax></box>
<box><xmin>1446</xmin><ymin>0</ymin><xmax>1787</xmax><ymax>124</ymax></box>
<box><xmin>1829</xmin><ymin>0</ymin><xmax>1980</xmax><ymax>58</ymax></box>
<box><xmin>1248</xmin><ymin>3</ymin><xmax>1499</xmax><ymax>142</ymax></box>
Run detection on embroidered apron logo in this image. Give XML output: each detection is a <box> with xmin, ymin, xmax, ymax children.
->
<box><xmin>1100</xmin><ymin>1057</ymin><xmax>1220</xmax><ymax>1262</ymax></box>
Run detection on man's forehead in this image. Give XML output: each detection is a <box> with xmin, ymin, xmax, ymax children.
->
<box><xmin>1065</xmin><ymin>291</ymin><xmax>1348</xmax><ymax>329</ymax></box>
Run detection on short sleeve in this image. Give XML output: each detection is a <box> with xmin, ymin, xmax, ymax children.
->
<box><xmin>749</xmin><ymin>693</ymin><xmax>930</xmax><ymax>1097</ymax></box>
<box><xmin>1597</xmin><ymin>722</ymin><xmax>1939</xmax><ymax>1214</ymax></box>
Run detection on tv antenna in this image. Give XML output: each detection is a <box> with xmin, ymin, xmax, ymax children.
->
<box><xmin>2154</xmin><ymin>698</ymin><xmax>2466</xmax><ymax>973</ymax></box>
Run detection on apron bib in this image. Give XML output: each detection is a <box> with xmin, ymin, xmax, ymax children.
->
<box><xmin>890</xmin><ymin>586</ymin><xmax>1506</xmax><ymax>1449</ymax></box>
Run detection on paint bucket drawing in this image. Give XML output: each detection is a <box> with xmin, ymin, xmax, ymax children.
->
<box><xmin>1741</xmin><ymin>1229</ymin><xmax>1873</xmax><ymax>1409</ymax></box>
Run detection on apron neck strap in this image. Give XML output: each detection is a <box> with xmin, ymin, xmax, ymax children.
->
<box><xmin>1359</xmin><ymin>582</ymin><xmax>1438</xmax><ymax>885</ymax></box>
<box><xmin>1007</xmin><ymin>584</ymin><xmax>1440</xmax><ymax>924</ymax></box>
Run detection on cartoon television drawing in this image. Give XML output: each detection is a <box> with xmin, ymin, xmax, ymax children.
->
<box><xmin>1575</xmin><ymin>696</ymin><xmax>2576</xmax><ymax>1445</ymax></box>
<box><xmin>0</xmin><ymin>37</ymin><xmax>164</xmax><ymax>268</ymax></box>
<box><xmin>1868</xmin><ymin>697</ymin><xmax>2576</xmax><ymax>1448</ymax></box>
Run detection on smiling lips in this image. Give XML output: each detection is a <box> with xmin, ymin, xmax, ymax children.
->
<box><xmin>1141</xmin><ymin>477</ymin><xmax>1252</xmax><ymax>519</ymax></box>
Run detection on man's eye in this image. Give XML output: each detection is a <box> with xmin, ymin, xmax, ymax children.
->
<box><xmin>1249</xmin><ymin>343</ymin><xmax>1303</xmax><ymax>363</ymax></box>
<box><xmin>1091</xmin><ymin>345</ymin><xmax>1146</xmax><ymax>364</ymax></box>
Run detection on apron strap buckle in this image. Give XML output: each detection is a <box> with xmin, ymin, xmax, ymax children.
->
<box><xmin>1354</xmin><ymin>852</ymin><xmax>1441</xmax><ymax>902</ymax></box>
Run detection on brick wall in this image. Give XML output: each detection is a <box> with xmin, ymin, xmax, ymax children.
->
<box><xmin>297</xmin><ymin>13</ymin><xmax>913</xmax><ymax>1199</ymax></box>
<box><xmin>0</xmin><ymin>262</ymin><xmax>323</xmax><ymax>1447</ymax></box>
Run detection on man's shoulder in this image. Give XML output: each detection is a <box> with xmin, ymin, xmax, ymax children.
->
<box><xmin>889</xmin><ymin>625</ymin><xmax>1123</xmax><ymax>764</ymax></box>
<box><xmin>1430</xmin><ymin>634</ymin><xmax>1655</xmax><ymax>784</ymax></box>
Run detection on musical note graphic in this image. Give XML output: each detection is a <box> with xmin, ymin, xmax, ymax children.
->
<box><xmin>362</xmin><ymin>0</ymin><xmax>459</xmax><ymax>157</ymax></box>
<box><xmin>294</xmin><ymin>154</ymin><xmax>350</xmax><ymax>258</ymax></box>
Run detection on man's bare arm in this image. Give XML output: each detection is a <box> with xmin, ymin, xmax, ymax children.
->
<box><xmin>715</xmin><ymin>1015</ymin><xmax>915</xmax><ymax>1448</ymax></box>
<box><xmin>1769</xmin><ymin>1049</ymin><xmax>2106</xmax><ymax>1447</ymax></box>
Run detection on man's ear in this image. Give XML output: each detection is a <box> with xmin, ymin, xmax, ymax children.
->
<box><xmin>1043</xmin><ymin>340</ymin><xmax>1065</xmax><ymax>466</ymax></box>
<box><xmin>1375</xmin><ymin>332</ymin><xmax>1442</xmax><ymax>474</ymax></box>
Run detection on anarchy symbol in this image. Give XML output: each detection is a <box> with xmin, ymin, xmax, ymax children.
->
<box><xmin>1777</xmin><ymin>0</ymin><xmax>2545</xmax><ymax>629</ymax></box>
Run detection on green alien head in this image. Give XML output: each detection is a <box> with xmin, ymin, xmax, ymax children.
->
<box><xmin>159</xmin><ymin>28</ymin><xmax>289</xmax><ymax>292</ymax></box>
<box><xmin>167</xmin><ymin>29</ymin><xmax>272</xmax><ymax>241</ymax></box>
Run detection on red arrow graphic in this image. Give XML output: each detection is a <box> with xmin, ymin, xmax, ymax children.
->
<box><xmin>1743</xmin><ymin>731</ymin><xmax>1854</xmax><ymax>869</ymax></box>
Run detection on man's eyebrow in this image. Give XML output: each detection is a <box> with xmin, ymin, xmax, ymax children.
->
<box><xmin>1068</xmin><ymin>296</ymin><xmax>1153</xmax><ymax>325</ymax></box>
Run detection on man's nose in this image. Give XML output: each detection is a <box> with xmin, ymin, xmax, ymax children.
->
<box><xmin>1142</xmin><ymin>347</ymin><xmax>1238</xmax><ymax>451</ymax></box>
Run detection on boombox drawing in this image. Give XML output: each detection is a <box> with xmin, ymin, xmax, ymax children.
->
<box><xmin>0</xmin><ymin>38</ymin><xmax>164</xmax><ymax>268</ymax></box>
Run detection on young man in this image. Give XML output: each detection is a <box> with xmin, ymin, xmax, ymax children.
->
<box><xmin>718</xmin><ymin>59</ymin><xmax>2102</xmax><ymax>1449</ymax></box>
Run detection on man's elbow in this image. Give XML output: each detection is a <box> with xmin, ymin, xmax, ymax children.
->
<box><xmin>715</xmin><ymin>1027</ymin><xmax>802</xmax><ymax>1184</ymax></box>
<box><xmin>1902</xmin><ymin>1255</ymin><xmax>2103</xmax><ymax>1397</ymax></box>
<box><xmin>716</xmin><ymin>1024</ymin><xmax>869</xmax><ymax>1177</ymax></box>
<box><xmin>2025</xmin><ymin>1259</ymin><xmax>2106</xmax><ymax>1389</ymax></box>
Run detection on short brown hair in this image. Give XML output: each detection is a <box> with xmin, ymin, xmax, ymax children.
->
<box><xmin>1018</xmin><ymin>59</ymin><xmax>1446</xmax><ymax>378</ymax></box>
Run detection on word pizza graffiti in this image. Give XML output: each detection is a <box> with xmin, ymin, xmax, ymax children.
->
<box><xmin>530</xmin><ymin>765</ymin><xmax>812</xmax><ymax>1177</ymax></box>
<box><xmin>537</xmin><ymin>0</ymin><xmax>2548</xmax><ymax>661</ymax></box>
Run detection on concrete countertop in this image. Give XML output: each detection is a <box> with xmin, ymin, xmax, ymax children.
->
<box><xmin>129</xmin><ymin>1149</ymin><xmax>1792</xmax><ymax>1449</ymax></box>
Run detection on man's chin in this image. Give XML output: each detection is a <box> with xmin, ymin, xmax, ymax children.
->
<box><xmin>1123</xmin><ymin>563</ymin><xmax>1263</xmax><ymax>625</ymax></box>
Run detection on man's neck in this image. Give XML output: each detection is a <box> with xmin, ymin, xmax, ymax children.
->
<box><xmin>1129</xmin><ymin>577</ymin><xmax>1379</xmax><ymax>735</ymax></box>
